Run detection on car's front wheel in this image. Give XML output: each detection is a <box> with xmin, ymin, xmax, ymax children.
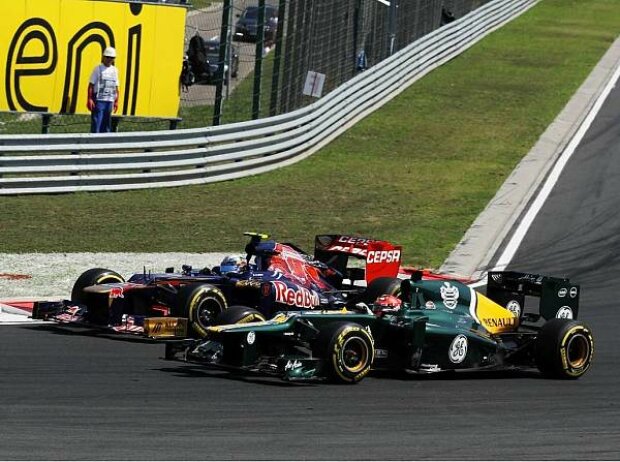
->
<box><xmin>216</xmin><ymin>305</ymin><xmax>266</xmax><ymax>325</ymax></box>
<box><xmin>313</xmin><ymin>322</ymin><xmax>374</xmax><ymax>384</ymax></box>
<box><xmin>71</xmin><ymin>268</ymin><xmax>125</xmax><ymax>325</ymax></box>
<box><xmin>176</xmin><ymin>284</ymin><xmax>228</xmax><ymax>338</ymax></box>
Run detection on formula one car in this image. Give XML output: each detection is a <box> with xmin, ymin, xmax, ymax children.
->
<box><xmin>151</xmin><ymin>271</ymin><xmax>594</xmax><ymax>383</ymax></box>
<box><xmin>32</xmin><ymin>233</ymin><xmax>456</xmax><ymax>337</ymax></box>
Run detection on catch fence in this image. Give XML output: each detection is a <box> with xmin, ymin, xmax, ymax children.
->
<box><xmin>0</xmin><ymin>0</ymin><xmax>491</xmax><ymax>135</ymax></box>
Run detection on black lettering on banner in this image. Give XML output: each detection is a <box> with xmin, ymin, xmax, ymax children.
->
<box><xmin>130</xmin><ymin>3</ymin><xmax>143</xmax><ymax>16</ymax></box>
<box><xmin>123</xmin><ymin>25</ymin><xmax>142</xmax><ymax>116</ymax></box>
<box><xmin>5</xmin><ymin>3</ymin><xmax>149</xmax><ymax>116</ymax></box>
<box><xmin>60</xmin><ymin>22</ymin><xmax>115</xmax><ymax>114</ymax></box>
<box><xmin>5</xmin><ymin>18</ymin><xmax>58</xmax><ymax>112</ymax></box>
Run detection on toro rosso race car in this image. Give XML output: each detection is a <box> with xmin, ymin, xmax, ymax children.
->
<box><xmin>150</xmin><ymin>271</ymin><xmax>593</xmax><ymax>384</ymax></box>
<box><xmin>32</xmin><ymin>233</ymin><xmax>457</xmax><ymax>337</ymax></box>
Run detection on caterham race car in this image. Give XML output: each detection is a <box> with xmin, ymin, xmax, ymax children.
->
<box><xmin>32</xmin><ymin>233</ymin><xmax>455</xmax><ymax>337</ymax></box>
<box><xmin>150</xmin><ymin>271</ymin><xmax>594</xmax><ymax>383</ymax></box>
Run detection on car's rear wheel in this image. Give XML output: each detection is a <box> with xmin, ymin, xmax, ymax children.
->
<box><xmin>535</xmin><ymin>318</ymin><xmax>594</xmax><ymax>379</ymax></box>
<box><xmin>363</xmin><ymin>277</ymin><xmax>402</xmax><ymax>304</ymax></box>
<box><xmin>313</xmin><ymin>322</ymin><xmax>374</xmax><ymax>384</ymax></box>
<box><xmin>71</xmin><ymin>268</ymin><xmax>125</xmax><ymax>325</ymax></box>
<box><xmin>216</xmin><ymin>305</ymin><xmax>266</xmax><ymax>325</ymax></box>
<box><xmin>176</xmin><ymin>284</ymin><xmax>228</xmax><ymax>338</ymax></box>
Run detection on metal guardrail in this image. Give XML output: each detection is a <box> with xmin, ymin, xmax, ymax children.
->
<box><xmin>0</xmin><ymin>0</ymin><xmax>537</xmax><ymax>195</ymax></box>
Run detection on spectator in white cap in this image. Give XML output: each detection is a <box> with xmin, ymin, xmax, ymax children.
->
<box><xmin>87</xmin><ymin>46</ymin><xmax>120</xmax><ymax>133</ymax></box>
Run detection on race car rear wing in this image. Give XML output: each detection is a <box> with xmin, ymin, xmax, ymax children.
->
<box><xmin>313</xmin><ymin>234</ymin><xmax>401</xmax><ymax>284</ymax></box>
<box><xmin>486</xmin><ymin>271</ymin><xmax>580</xmax><ymax>321</ymax></box>
<box><xmin>314</xmin><ymin>234</ymin><xmax>393</xmax><ymax>260</ymax></box>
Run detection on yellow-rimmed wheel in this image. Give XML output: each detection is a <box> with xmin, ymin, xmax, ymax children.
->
<box><xmin>216</xmin><ymin>305</ymin><xmax>266</xmax><ymax>325</ymax></box>
<box><xmin>71</xmin><ymin>268</ymin><xmax>125</xmax><ymax>325</ymax></box>
<box><xmin>340</xmin><ymin>336</ymin><xmax>371</xmax><ymax>374</ymax></box>
<box><xmin>536</xmin><ymin>319</ymin><xmax>594</xmax><ymax>379</ymax></box>
<box><xmin>314</xmin><ymin>322</ymin><xmax>374</xmax><ymax>384</ymax></box>
<box><xmin>176</xmin><ymin>284</ymin><xmax>228</xmax><ymax>338</ymax></box>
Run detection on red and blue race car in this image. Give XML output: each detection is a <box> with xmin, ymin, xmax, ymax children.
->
<box><xmin>32</xmin><ymin>233</ymin><xmax>464</xmax><ymax>337</ymax></box>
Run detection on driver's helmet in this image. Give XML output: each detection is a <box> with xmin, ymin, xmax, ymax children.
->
<box><xmin>220</xmin><ymin>255</ymin><xmax>247</xmax><ymax>274</ymax></box>
<box><xmin>373</xmin><ymin>294</ymin><xmax>402</xmax><ymax>314</ymax></box>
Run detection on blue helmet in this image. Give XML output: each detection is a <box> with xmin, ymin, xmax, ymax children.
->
<box><xmin>220</xmin><ymin>255</ymin><xmax>246</xmax><ymax>274</ymax></box>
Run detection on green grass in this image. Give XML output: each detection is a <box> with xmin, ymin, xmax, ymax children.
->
<box><xmin>1</xmin><ymin>0</ymin><xmax>619</xmax><ymax>267</ymax></box>
<box><xmin>189</xmin><ymin>0</ymin><xmax>216</xmax><ymax>9</ymax></box>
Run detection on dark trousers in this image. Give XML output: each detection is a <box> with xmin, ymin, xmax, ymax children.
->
<box><xmin>90</xmin><ymin>100</ymin><xmax>113</xmax><ymax>133</ymax></box>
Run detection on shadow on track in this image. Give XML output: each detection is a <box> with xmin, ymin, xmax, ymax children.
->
<box><xmin>20</xmin><ymin>323</ymin><xmax>167</xmax><ymax>344</ymax></box>
<box><xmin>155</xmin><ymin>364</ymin><xmax>319</xmax><ymax>387</ymax></box>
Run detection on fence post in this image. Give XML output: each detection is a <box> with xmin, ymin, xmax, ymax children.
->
<box><xmin>41</xmin><ymin>114</ymin><xmax>52</xmax><ymax>134</ymax></box>
<box><xmin>252</xmin><ymin>0</ymin><xmax>266</xmax><ymax>120</ymax></box>
<box><xmin>213</xmin><ymin>0</ymin><xmax>232</xmax><ymax>126</ymax></box>
<box><xmin>269</xmin><ymin>0</ymin><xmax>287</xmax><ymax>117</ymax></box>
<box><xmin>388</xmin><ymin>0</ymin><xmax>398</xmax><ymax>56</ymax></box>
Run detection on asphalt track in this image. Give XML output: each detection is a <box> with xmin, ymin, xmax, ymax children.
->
<box><xmin>2</xmin><ymin>33</ymin><xmax>620</xmax><ymax>462</ymax></box>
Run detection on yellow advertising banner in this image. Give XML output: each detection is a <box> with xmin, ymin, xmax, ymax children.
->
<box><xmin>0</xmin><ymin>0</ymin><xmax>186</xmax><ymax>118</ymax></box>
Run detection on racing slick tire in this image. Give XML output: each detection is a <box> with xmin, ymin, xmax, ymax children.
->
<box><xmin>176</xmin><ymin>283</ymin><xmax>228</xmax><ymax>338</ymax></box>
<box><xmin>216</xmin><ymin>305</ymin><xmax>266</xmax><ymax>325</ymax></box>
<box><xmin>71</xmin><ymin>268</ymin><xmax>125</xmax><ymax>325</ymax></box>
<box><xmin>313</xmin><ymin>322</ymin><xmax>374</xmax><ymax>384</ymax></box>
<box><xmin>535</xmin><ymin>318</ymin><xmax>594</xmax><ymax>379</ymax></box>
<box><xmin>363</xmin><ymin>277</ymin><xmax>402</xmax><ymax>304</ymax></box>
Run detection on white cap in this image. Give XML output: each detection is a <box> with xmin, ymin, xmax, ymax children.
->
<box><xmin>103</xmin><ymin>47</ymin><xmax>117</xmax><ymax>58</ymax></box>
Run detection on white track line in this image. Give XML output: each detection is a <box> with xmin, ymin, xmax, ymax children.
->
<box><xmin>0</xmin><ymin>303</ymin><xmax>46</xmax><ymax>325</ymax></box>
<box><xmin>493</xmin><ymin>62</ymin><xmax>620</xmax><ymax>272</ymax></box>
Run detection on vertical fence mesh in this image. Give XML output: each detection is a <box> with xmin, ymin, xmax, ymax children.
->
<box><xmin>0</xmin><ymin>0</ymin><xmax>494</xmax><ymax>135</ymax></box>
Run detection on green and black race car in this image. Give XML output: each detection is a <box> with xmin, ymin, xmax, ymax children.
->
<box><xmin>147</xmin><ymin>271</ymin><xmax>594</xmax><ymax>384</ymax></box>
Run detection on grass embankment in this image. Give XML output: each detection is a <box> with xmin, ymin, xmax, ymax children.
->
<box><xmin>1</xmin><ymin>0</ymin><xmax>619</xmax><ymax>267</ymax></box>
<box><xmin>190</xmin><ymin>0</ymin><xmax>215</xmax><ymax>9</ymax></box>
